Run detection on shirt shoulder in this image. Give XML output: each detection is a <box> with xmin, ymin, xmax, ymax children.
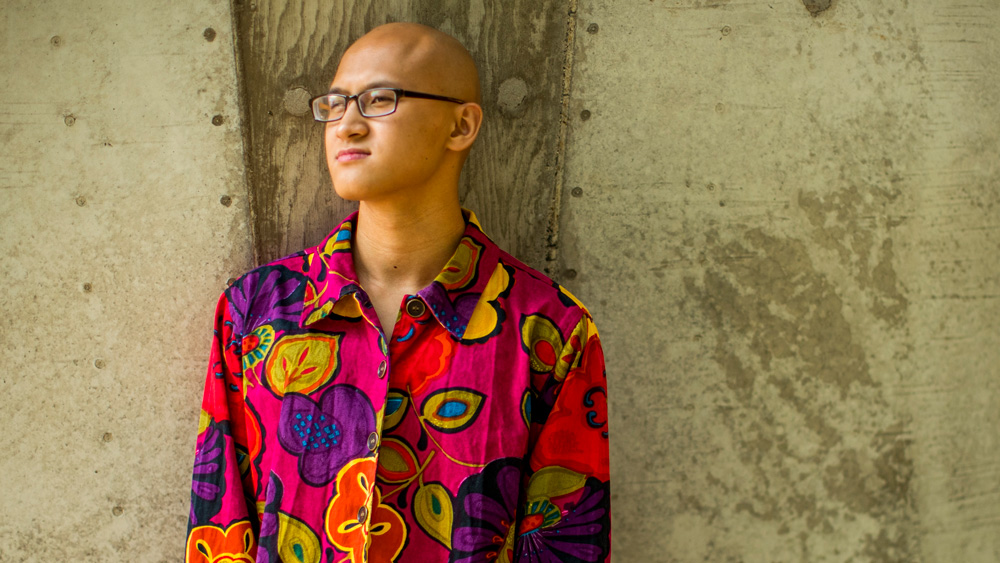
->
<box><xmin>220</xmin><ymin>246</ymin><xmax>318</xmax><ymax>337</ymax></box>
<box><xmin>494</xmin><ymin>247</ymin><xmax>595</xmax><ymax>333</ymax></box>
<box><xmin>223</xmin><ymin>247</ymin><xmax>311</xmax><ymax>296</ymax></box>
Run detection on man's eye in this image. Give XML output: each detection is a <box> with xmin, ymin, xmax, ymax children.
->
<box><xmin>367</xmin><ymin>91</ymin><xmax>394</xmax><ymax>106</ymax></box>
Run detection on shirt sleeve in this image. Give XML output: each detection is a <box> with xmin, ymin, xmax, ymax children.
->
<box><xmin>519</xmin><ymin>312</ymin><xmax>611</xmax><ymax>563</ymax></box>
<box><xmin>185</xmin><ymin>291</ymin><xmax>259</xmax><ymax>562</ymax></box>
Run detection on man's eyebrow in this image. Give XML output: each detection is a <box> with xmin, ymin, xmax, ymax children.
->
<box><xmin>327</xmin><ymin>82</ymin><xmax>403</xmax><ymax>95</ymax></box>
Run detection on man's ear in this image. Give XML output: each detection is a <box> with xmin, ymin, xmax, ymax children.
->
<box><xmin>447</xmin><ymin>103</ymin><xmax>483</xmax><ymax>152</ymax></box>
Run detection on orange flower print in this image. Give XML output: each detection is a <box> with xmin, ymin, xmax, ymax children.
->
<box><xmin>326</xmin><ymin>458</ymin><xmax>406</xmax><ymax>563</ymax></box>
<box><xmin>186</xmin><ymin>521</ymin><xmax>256</xmax><ymax>563</ymax></box>
<box><xmin>392</xmin><ymin>321</ymin><xmax>456</xmax><ymax>397</ymax></box>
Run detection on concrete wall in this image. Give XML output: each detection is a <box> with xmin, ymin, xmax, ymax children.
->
<box><xmin>0</xmin><ymin>0</ymin><xmax>251</xmax><ymax>558</ymax></box>
<box><xmin>2</xmin><ymin>0</ymin><xmax>998</xmax><ymax>561</ymax></box>
<box><xmin>557</xmin><ymin>0</ymin><xmax>1000</xmax><ymax>561</ymax></box>
<box><xmin>232</xmin><ymin>0</ymin><xmax>571</xmax><ymax>268</ymax></box>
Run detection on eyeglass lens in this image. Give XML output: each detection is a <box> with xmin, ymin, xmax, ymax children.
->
<box><xmin>314</xmin><ymin>89</ymin><xmax>398</xmax><ymax>121</ymax></box>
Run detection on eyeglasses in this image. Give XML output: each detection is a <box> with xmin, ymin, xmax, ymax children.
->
<box><xmin>310</xmin><ymin>87</ymin><xmax>466</xmax><ymax>122</ymax></box>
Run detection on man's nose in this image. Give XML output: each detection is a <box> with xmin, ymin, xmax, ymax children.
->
<box><xmin>334</xmin><ymin>99</ymin><xmax>368</xmax><ymax>139</ymax></box>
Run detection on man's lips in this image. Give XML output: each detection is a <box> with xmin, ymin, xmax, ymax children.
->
<box><xmin>336</xmin><ymin>148</ymin><xmax>370</xmax><ymax>162</ymax></box>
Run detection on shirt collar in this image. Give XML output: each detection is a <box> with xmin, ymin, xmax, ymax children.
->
<box><xmin>299</xmin><ymin>209</ymin><xmax>501</xmax><ymax>339</ymax></box>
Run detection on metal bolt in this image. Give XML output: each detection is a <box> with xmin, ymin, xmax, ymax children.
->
<box><xmin>580</xmin><ymin>109</ymin><xmax>591</xmax><ymax>121</ymax></box>
<box><xmin>706</xmin><ymin>183</ymin><xmax>715</xmax><ymax>191</ymax></box>
<box><xmin>112</xmin><ymin>506</ymin><xmax>124</xmax><ymax>517</ymax></box>
<box><xmin>721</xmin><ymin>25</ymin><xmax>732</xmax><ymax>36</ymax></box>
<box><xmin>563</xmin><ymin>269</ymin><xmax>578</xmax><ymax>280</ymax></box>
<box><xmin>220</xmin><ymin>195</ymin><xmax>232</xmax><ymax>207</ymax></box>
<box><xmin>203</xmin><ymin>28</ymin><xmax>216</xmax><ymax>42</ymax></box>
<box><xmin>82</xmin><ymin>282</ymin><xmax>93</xmax><ymax>292</ymax></box>
<box><xmin>587</xmin><ymin>23</ymin><xmax>599</xmax><ymax>34</ymax></box>
<box><xmin>50</xmin><ymin>36</ymin><xmax>62</xmax><ymax>46</ymax></box>
<box><xmin>75</xmin><ymin>195</ymin><xmax>87</xmax><ymax>206</ymax></box>
<box><xmin>102</xmin><ymin>432</ymin><xmax>113</xmax><ymax>443</ymax></box>
<box><xmin>64</xmin><ymin>115</ymin><xmax>76</xmax><ymax>126</ymax></box>
<box><xmin>212</xmin><ymin>114</ymin><xmax>224</xmax><ymax>126</ymax></box>
<box><xmin>94</xmin><ymin>359</ymin><xmax>105</xmax><ymax>369</ymax></box>
<box><xmin>571</xmin><ymin>187</ymin><xmax>584</xmax><ymax>197</ymax></box>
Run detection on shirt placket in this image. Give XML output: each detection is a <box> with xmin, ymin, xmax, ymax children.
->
<box><xmin>349</xmin><ymin>289</ymin><xmax>431</xmax><ymax>560</ymax></box>
<box><xmin>349</xmin><ymin>289</ymin><xmax>393</xmax><ymax>546</ymax></box>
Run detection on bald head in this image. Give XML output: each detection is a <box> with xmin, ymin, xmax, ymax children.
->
<box><xmin>336</xmin><ymin>23</ymin><xmax>480</xmax><ymax>104</ymax></box>
<box><xmin>323</xmin><ymin>23</ymin><xmax>484</xmax><ymax>204</ymax></box>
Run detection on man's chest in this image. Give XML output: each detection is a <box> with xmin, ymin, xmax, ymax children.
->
<box><xmin>240</xmin><ymin>308</ymin><xmax>539</xmax><ymax>490</ymax></box>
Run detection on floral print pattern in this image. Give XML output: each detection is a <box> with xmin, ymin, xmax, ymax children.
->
<box><xmin>277</xmin><ymin>385</ymin><xmax>376</xmax><ymax>487</ymax></box>
<box><xmin>326</xmin><ymin>458</ymin><xmax>407</xmax><ymax>563</ymax></box>
<box><xmin>189</xmin><ymin>419</ymin><xmax>228</xmax><ymax>526</ymax></box>
<box><xmin>450</xmin><ymin>459</ymin><xmax>521</xmax><ymax>563</ymax></box>
<box><xmin>187</xmin><ymin>210</ymin><xmax>609</xmax><ymax>562</ymax></box>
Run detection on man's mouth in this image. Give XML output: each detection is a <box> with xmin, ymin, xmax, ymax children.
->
<box><xmin>336</xmin><ymin>148</ymin><xmax>370</xmax><ymax>162</ymax></box>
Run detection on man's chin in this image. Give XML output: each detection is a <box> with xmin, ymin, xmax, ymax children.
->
<box><xmin>331</xmin><ymin>182</ymin><xmax>395</xmax><ymax>203</ymax></box>
<box><xmin>332</xmin><ymin>189</ymin><xmax>362</xmax><ymax>202</ymax></box>
<box><xmin>331</xmin><ymin>181</ymin><xmax>370</xmax><ymax>202</ymax></box>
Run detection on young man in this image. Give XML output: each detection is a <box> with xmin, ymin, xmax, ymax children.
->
<box><xmin>187</xmin><ymin>23</ymin><xmax>610</xmax><ymax>563</ymax></box>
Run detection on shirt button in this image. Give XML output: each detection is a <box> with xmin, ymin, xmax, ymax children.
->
<box><xmin>367</xmin><ymin>432</ymin><xmax>379</xmax><ymax>452</ymax></box>
<box><xmin>357</xmin><ymin>505</ymin><xmax>368</xmax><ymax>523</ymax></box>
<box><xmin>405</xmin><ymin>297</ymin><xmax>426</xmax><ymax>317</ymax></box>
<box><xmin>377</xmin><ymin>361</ymin><xmax>387</xmax><ymax>379</ymax></box>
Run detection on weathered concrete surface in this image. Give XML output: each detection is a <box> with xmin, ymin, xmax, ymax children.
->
<box><xmin>557</xmin><ymin>1</ymin><xmax>999</xmax><ymax>561</ymax></box>
<box><xmin>235</xmin><ymin>0</ymin><xmax>572</xmax><ymax>269</ymax></box>
<box><xmin>3</xmin><ymin>0</ymin><xmax>998</xmax><ymax>561</ymax></box>
<box><xmin>0</xmin><ymin>0</ymin><xmax>251</xmax><ymax>558</ymax></box>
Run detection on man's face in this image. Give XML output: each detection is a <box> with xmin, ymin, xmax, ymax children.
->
<box><xmin>323</xmin><ymin>41</ymin><xmax>459</xmax><ymax>204</ymax></box>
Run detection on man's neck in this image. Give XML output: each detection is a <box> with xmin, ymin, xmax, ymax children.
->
<box><xmin>352</xmin><ymin>199</ymin><xmax>466</xmax><ymax>331</ymax></box>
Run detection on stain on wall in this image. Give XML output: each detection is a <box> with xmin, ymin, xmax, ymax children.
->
<box><xmin>798</xmin><ymin>186</ymin><xmax>909</xmax><ymax>327</ymax></box>
<box><xmin>682</xmin><ymin>228</ymin><xmax>917</xmax><ymax>559</ymax></box>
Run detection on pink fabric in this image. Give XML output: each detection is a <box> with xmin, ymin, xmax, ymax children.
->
<box><xmin>187</xmin><ymin>210</ymin><xmax>610</xmax><ymax>563</ymax></box>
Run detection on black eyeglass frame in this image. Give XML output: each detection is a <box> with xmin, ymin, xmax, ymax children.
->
<box><xmin>310</xmin><ymin>87</ymin><xmax>467</xmax><ymax>122</ymax></box>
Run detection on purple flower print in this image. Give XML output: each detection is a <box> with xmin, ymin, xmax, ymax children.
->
<box><xmin>450</xmin><ymin>459</ymin><xmax>610</xmax><ymax>563</ymax></box>
<box><xmin>277</xmin><ymin>384</ymin><xmax>376</xmax><ymax>486</ymax></box>
<box><xmin>258</xmin><ymin>472</ymin><xmax>324</xmax><ymax>563</ymax></box>
<box><xmin>257</xmin><ymin>471</ymin><xmax>282</xmax><ymax>563</ymax></box>
<box><xmin>228</xmin><ymin>265</ymin><xmax>305</xmax><ymax>337</ymax></box>
<box><xmin>450</xmin><ymin>458</ymin><xmax>522</xmax><ymax>563</ymax></box>
<box><xmin>515</xmin><ymin>480</ymin><xmax>610</xmax><ymax>563</ymax></box>
<box><xmin>189</xmin><ymin>421</ymin><xmax>227</xmax><ymax>525</ymax></box>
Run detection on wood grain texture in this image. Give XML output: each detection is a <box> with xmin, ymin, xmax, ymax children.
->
<box><xmin>234</xmin><ymin>0</ymin><xmax>572</xmax><ymax>268</ymax></box>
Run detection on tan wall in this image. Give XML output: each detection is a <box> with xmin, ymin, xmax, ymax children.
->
<box><xmin>557</xmin><ymin>1</ymin><xmax>1000</xmax><ymax>561</ymax></box>
<box><xmin>0</xmin><ymin>0</ymin><xmax>252</xmax><ymax>558</ymax></box>
<box><xmin>2</xmin><ymin>0</ymin><xmax>998</xmax><ymax>561</ymax></box>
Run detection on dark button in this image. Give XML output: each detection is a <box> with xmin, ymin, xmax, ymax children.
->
<box><xmin>357</xmin><ymin>505</ymin><xmax>368</xmax><ymax>523</ymax></box>
<box><xmin>405</xmin><ymin>298</ymin><xmax>426</xmax><ymax>317</ymax></box>
<box><xmin>367</xmin><ymin>432</ymin><xmax>379</xmax><ymax>451</ymax></box>
<box><xmin>377</xmin><ymin>361</ymin><xmax>387</xmax><ymax>379</ymax></box>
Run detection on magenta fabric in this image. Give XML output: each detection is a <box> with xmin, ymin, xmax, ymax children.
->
<box><xmin>187</xmin><ymin>210</ymin><xmax>610</xmax><ymax>563</ymax></box>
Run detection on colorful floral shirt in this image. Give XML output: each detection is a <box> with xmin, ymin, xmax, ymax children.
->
<box><xmin>187</xmin><ymin>210</ymin><xmax>610</xmax><ymax>563</ymax></box>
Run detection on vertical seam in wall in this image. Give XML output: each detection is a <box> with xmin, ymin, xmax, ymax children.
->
<box><xmin>544</xmin><ymin>0</ymin><xmax>579</xmax><ymax>276</ymax></box>
<box><xmin>229</xmin><ymin>0</ymin><xmax>261</xmax><ymax>267</ymax></box>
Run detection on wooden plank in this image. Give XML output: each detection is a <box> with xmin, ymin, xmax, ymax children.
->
<box><xmin>234</xmin><ymin>0</ymin><xmax>572</xmax><ymax>268</ymax></box>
